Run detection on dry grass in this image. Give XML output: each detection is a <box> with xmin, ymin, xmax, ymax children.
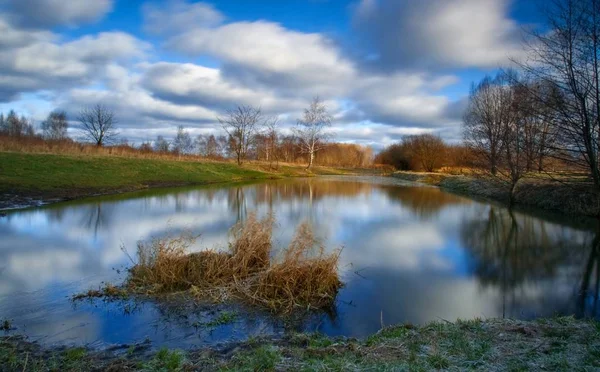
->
<box><xmin>0</xmin><ymin>134</ymin><xmax>224</xmax><ymax>163</ymax></box>
<box><xmin>117</xmin><ymin>213</ymin><xmax>343</xmax><ymax>313</ymax></box>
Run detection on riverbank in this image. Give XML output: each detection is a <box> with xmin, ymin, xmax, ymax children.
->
<box><xmin>0</xmin><ymin>152</ymin><xmax>372</xmax><ymax>210</ymax></box>
<box><xmin>392</xmin><ymin>171</ymin><xmax>600</xmax><ymax>217</ymax></box>
<box><xmin>1</xmin><ymin>317</ymin><xmax>597</xmax><ymax>371</ymax></box>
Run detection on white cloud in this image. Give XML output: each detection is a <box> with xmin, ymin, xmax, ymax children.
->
<box><xmin>0</xmin><ymin>15</ymin><xmax>150</xmax><ymax>102</ymax></box>
<box><xmin>0</xmin><ymin>1</ymin><xmax>478</xmax><ymax>146</ymax></box>
<box><xmin>167</xmin><ymin>21</ymin><xmax>355</xmax><ymax>96</ymax></box>
<box><xmin>140</xmin><ymin>62</ymin><xmax>305</xmax><ymax>113</ymax></box>
<box><xmin>143</xmin><ymin>0</ymin><xmax>224</xmax><ymax>35</ymax></box>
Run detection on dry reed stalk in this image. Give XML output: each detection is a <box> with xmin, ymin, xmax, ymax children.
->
<box><xmin>122</xmin><ymin>213</ymin><xmax>343</xmax><ymax>313</ymax></box>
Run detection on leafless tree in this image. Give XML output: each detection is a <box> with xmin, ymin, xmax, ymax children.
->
<box><xmin>218</xmin><ymin>105</ymin><xmax>263</xmax><ymax>165</ymax></box>
<box><xmin>512</xmin><ymin>80</ymin><xmax>558</xmax><ymax>172</ymax></box>
<box><xmin>78</xmin><ymin>104</ymin><xmax>118</xmax><ymax>146</ymax></box>
<box><xmin>515</xmin><ymin>0</ymin><xmax>600</xmax><ymax>187</ymax></box>
<box><xmin>41</xmin><ymin>110</ymin><xmax>68</xmax><ymax>140</ymax></box>
<box><xmin>0</xmin><ymin>110</ymin><xmax>35</xmax><ymax>137</ymax></box>
<box><xmin>196</xmin><ymin>134</ymin><xmax>221</xmax><ymax>158</ymax></box>
<box><xmin>293</xmin><ymin>97</ymin><xmax>333</xmax><ymax>169</ymax></box>
<box><xmin>264</xmin><ymin>116</ymin><xmax>280</xmax><ymax>169</ymax></box>
<box><xmin>172</xmin><ymin>125</ymin><xmax>194</xmax><ymax>154</ymax></box>
<box><xmin>463</xmin><ymin>73</ymin><xmax>513</xmax><ymax>176</ymax></box>
<box><xmin>405</xmin><ymin>134</ymin><xmax>446</xmax><ymax>172</ymax></box>
<box><xmin>154</xmin><ymin>135</ymin><xmax>170</xmax><ymax>152</ymax></box>
<box><xmin>464</xmin><ymin>71</ymin><xmax>528</xmax><ymax>204</ymax></box>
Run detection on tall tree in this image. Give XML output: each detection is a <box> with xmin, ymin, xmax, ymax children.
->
<box><xmin>154</xmin><ymin>135</ymin><xmax>170</xmax><ymax>152</ymax></box>
<box><xmin>78</xmin><ymin>104</ymin><xmax>118</xmax><ymax>146</ymax></box>
<box><xmin>463</xmin><ymin>73</ymin><xmax>513</xmax><ymax>175</ymax></box>
<box><xmin>41</xmin><ymin>110</ymin><xmax>68</xmax><ymax>140</ymax></box>
<box><xmin>516</xmin><ymin>0</ymin><xmax>600</xmax><ymax>187</ymax></box>
<box><xmin>294</xmin><ymin>97</ymin><xmax>333</xmax><ymax>169</ymax></box>
<box><xmin>172</xmin><ymin>125</ymin><xmax>194</xmax><ymax>154</ymax></box>
<box><xmin>218</xmin><ymin>105</ymin><xmax>263</xmax><ymax>165</ymax></box>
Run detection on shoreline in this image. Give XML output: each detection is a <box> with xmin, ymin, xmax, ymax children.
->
<box><xmin>392</xmin><ymin>171</ymin><xmax>600</xmax><ymax>218</ymax></box>
<box><xmin>0</xmin><ymin>151</ymin><xmax>379</xmax><ymax>211</ymax></box>
<box><xmin>1</xmin><ymin>317</ymin><xmax>598</xmax><ymax>371</ymax></box>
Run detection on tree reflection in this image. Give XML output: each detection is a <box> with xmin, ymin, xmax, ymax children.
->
<box><xmin>228</xmin><ymin>187</ymin><xmax>247</xmax><ymax>223</ymax></box>
<box><xmin>382</xmin><ymin>186</ymin><xmax>467</xmax><ymax>219</ymax></box>
<box><xmin>80</xmin><ymin>203</ymin><xmax>111</xmax><ymax>238</ymax></box>
<box><xmin>577</xmin><ymin>232</ymin><xmax>600</xmax><ymax>318</ymax></box>
<box><xmin>461</xmin><ymin>206</ymin><xmax>594</xmax><ymax>317</ymax></box>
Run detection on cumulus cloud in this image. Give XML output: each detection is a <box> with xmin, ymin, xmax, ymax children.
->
<box><xmin>0</xmin><ymin>15</ymin><xmax>150</xmax><ymax>102</ymax></box>
<box><xmin>353</xmin><ymin>0</ymin><xmax>525</xmax><ymax>70</ymax></box>
<box><xmin>167</xmin><ymin>21</ymin><xmax>355</xmax><ymax>97</ymax></box>
<box><xmin>140</xmin><ymin>62</ymin><xmax>305</xmax><ymax>113</ymax></box>
<box><xmin>0</xmin><ymin>0</ymin><xmax>486</xmax><ymax>146</ymax></box>
<box><xmin>143</xmin><ymin>0</ymin><xmax>224</xmax><ymax>35</ymax></box>
<box><xmin>1</xmin><ymin>0</ymin><xmax>113</xmax><ymax>28</ymax></box>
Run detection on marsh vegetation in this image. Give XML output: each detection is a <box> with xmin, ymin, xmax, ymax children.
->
<box><xmin>75</xmin><ymin>213</ymin><xmax>343</xmax><ymax>314</ymax></box>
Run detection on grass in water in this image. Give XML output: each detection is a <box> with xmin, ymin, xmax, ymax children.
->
<box><xmin>76</xmin><ymin>213</ymin><xmax>343</xmax><ymax>313</ymax></box>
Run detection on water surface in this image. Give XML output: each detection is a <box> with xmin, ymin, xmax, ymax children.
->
<box><xmin>0</xmin><ymin>176</ymin><xmax>598</xmax><ymax>349</ymax></box>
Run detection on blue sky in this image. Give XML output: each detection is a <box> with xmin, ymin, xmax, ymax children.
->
<box><xmin>0</xmin><ymin>0</ymin><xmax>543</xmax><ymax>148</ymax></box>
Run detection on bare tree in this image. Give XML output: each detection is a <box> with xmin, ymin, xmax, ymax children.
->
<box><xmin>464</xmin><ymin>71</ymin><xmax>528</xmax><ymax>204</ymax></box>
<box><xmin>154</xmin><ymin>135</ymin><xmax>170</xmax><ymax>152</ymax></box>
<box><xmin>463</xmin><ymin>73</ymin><xmax>513</xmax><ymax>175</ymax></box>
<box><xmin>172</xmin><ymin>125</ymin><xmax>194</xmax><ymax>155</ymax></box>
<box><xmin>78</xmin><ymin>104</ymin><xmax>118</xmax><ymax>146</ymax></box>
<box><xmin>294</xmin><ymin>97</ymin><xmax>333</xmax><ymax>169</ymax></box>
<box><xmin>1</xmin><ymin>110</ymin><xmax>35</xmax><ymax>137</ymax></box>
<box><xmin>218</xmin><ymin>105</ymin><xmax>263</xmax><ymax>165</ymax></box>
<box><xmin>264</xmin><ymin>116</ymin><xmax>280</xmax><ymax>169</ymax></box>
<box><xmin>405</xmin><ymin>134</ymin><xmax>446</xmax><ymax>172</ymax></box>
<box><xmin>196</xmin><ymin>134</ymin><xmax>221</xmax><ymax>158</ymax></box>
<box><xmin>516</xmin><ymin>0</ymin><xmax>600</xmax><ymax>186</ymax></box>
<box><xmin>41</xmin><ymin>110</ymin><xmax>68</xmax><ymax>140</ymax></box>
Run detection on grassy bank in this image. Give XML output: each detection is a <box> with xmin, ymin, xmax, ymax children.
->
<box><xmin>392</xmin><ymin>171</ymin><xmax>600</xmax><ymax>217</ymax></box>
<box><xmin>1</xmin><ymin>317</ymin><xmax>598</xmax><ymax>371</ymax></box>
<box><xmin>0</xmin><ymin>152</ymin><xmax>367</xmax><ymax>210</ymax></box>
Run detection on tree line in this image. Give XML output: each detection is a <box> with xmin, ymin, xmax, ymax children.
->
<box><xmin>377</xmin><ymin>0</ymin><xmax>600</xmax><ymax>203</ymax></box>
<box><xmin>1</xmin><ymin>98</ymin><xmax>373</xmax><ymax>169</ymax></box>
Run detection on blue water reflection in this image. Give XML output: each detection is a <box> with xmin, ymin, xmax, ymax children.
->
<box><xmin>0</xmin><ymin>177</ymin><xmax>597</xmax><ymax>349</ymax></box>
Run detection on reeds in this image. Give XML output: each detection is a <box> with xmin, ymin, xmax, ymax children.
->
<box><xmin>124</xmin><ymin>213</ymin><xmax>342</xmax><ymax>313</ymax></box>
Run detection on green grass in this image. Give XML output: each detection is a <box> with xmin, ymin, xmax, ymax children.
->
<box><xmin>0</xmin><ymin>152</ymin><xmax>379</xmax><ymax>208</ymax></box>
<box><xmin>3</xmin><ymin>317</ymin><xmax>597</xmax><ymax>371</ymax></box>
<box><xmin>0</xmin><ymin>152</ymin><xmax>271</xmax><ymax>195</ymax></box>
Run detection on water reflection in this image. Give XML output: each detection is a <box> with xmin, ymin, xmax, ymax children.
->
<box><xmin>461</xmin><ymin>206</ymin><xmax>598</xmax><ymax>319</ymax></box>
<box><xmin>0</xmin><ymin>177</ymin><xmax>597</xmax><ymax>349</ymax></box>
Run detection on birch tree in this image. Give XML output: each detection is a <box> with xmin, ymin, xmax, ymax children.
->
<box><xmin>294</xmin><ymin>97</ymin><xmax>332</xmax><ymax>169</ymax></box>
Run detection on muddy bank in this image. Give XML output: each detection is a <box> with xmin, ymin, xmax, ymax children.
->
<box><xmin>1</xmin><ymin>317</ymin><xmax>598</xmax><ymax>371</ymax></box>
<box><xmin>392</xmin><ymin>171</ymin><xmax>600</xmax><ymax>217</ymax></box>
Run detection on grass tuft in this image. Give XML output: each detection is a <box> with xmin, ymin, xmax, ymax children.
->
<box><xmin>76</xmin><ymin>213</ymin><xmax>343</xmax><ymax>314</ymax></box>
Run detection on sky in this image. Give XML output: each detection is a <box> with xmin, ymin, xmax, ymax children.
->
<box><xmin>0</xmin><ymin>0</ymin><xmax>544</xmax><ymax>150</ymax></box>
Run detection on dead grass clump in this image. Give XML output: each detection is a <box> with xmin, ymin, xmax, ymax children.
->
<box><xmin>120</xmin><ymin>213</ymin><xmax>343</xmax><ymax>313</ymax></box>
<box><xmin>245</xmin><ymin>223</ymin><xmax>343</xmax><ymax>312</ymax></box>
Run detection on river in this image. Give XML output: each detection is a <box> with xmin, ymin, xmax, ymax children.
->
<box><xmin>0</xmin><ymin>176</ymin><xmax>598</xmax><ymax>349</ymax></box>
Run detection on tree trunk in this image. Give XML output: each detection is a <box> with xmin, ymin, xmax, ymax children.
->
<box><xmin>306</xmin><ymin>151</ymin><xmax>314</xmax><ymax>170</ymax></box>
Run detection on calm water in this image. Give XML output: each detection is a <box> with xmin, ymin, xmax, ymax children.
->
<box><xmin>0</xmin><ymin>176</ymin><xmax>598</xmax><ymax>349</ymax></box>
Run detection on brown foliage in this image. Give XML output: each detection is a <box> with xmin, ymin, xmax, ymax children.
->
<box><xmin>375</xmin><ymin>134</ymin><xmax>467</xmax><ymax>172</ymax></box>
